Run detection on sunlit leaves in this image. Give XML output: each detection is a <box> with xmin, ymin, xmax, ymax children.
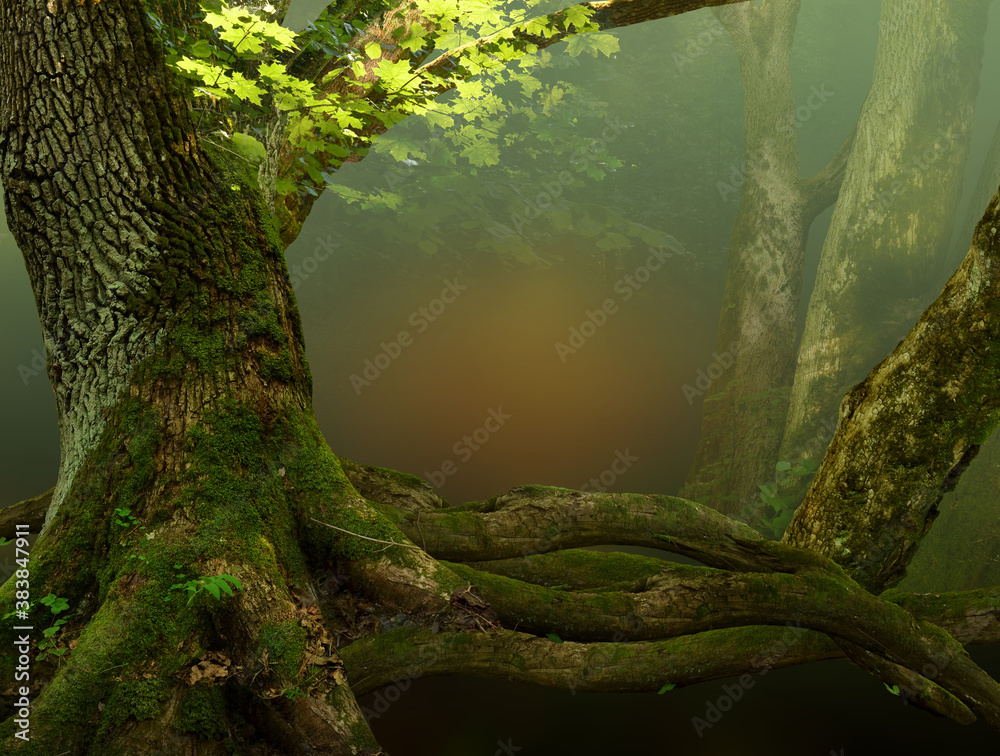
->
<box><xmin>158</xmin><ymin>0</ymin><xmax>609</xmax><ymax>221</ymax></box>
<box><xmin>461</xmin><ymin>139</ymin><xmax>500</xmax><ymax>167</ymax></box>
<box><xmin>202</xmin><ymin>6</ymin><xmax>297</xmax><ymax>54</ymax></box>
<box><xmin>374</xmin><ymin>133</ymin><xmax>429</xmax><ymax>162</ymax></box>
<box><xmin>566</xmin><ymin>32</ymin><xmax>620</xmax><ymax>58</ymax></box>
<box><xmin>230</xmin><ymin>131</ymin><xmax>266</xmax><ymax>164</ymax></box>
<box><xmin>375</xmin><ymin>58</ymin><xmax>421</xmax><ymax>92</ymax></box>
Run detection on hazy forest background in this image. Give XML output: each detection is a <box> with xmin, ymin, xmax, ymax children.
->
<box><xmin>5</xmin><ymin>0</ymin><xmax>1000</xmax><ymax>752</ymax></box>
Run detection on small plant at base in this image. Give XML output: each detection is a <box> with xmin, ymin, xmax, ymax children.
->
<box><xmin>37</xmin><ymin>593</ymin><xmax>71</xmax><ymax>662</ymax></box>
<box><xmin>168</xmin><ymin>574</ymin><xmax>245</xmax><ymax>606</ymax></box>
<box><xmin>741</xmin><ymin>458</ymin><xmax>819</xmax><ymax>539</ymax></box>
<box><xmin>281</xmin><ymin>685</ymin><xmax>306</xmax><ymax>700</ymax></box>
<box><xmin>114</xmin><ymin>507</ymin><xmax>142</xmax><ymax>529</ymax></box>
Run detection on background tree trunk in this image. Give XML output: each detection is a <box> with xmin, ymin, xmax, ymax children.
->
<box><xmin>679</xmin><ymin>0</ymin><xmax>847</xmax><ymax>517</ymax></box>
<box><xmin>777</xmin><ymin>0</ymin><xmax>991</xmax><ymax>499</ymax></box>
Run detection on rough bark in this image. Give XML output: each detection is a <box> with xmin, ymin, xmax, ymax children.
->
<box><xmin>778</xmin><ymin>0</ymin><xmax>990</xmax><ymax>491</ymax></box>
<box><xmin>783</xmin><ymin>189</ymin><xmax>1000</xmax><ymax>594</ymax></box>
<box><xmin>679</xmin><ymin>0</ymin><xmax>851</xmax><ymax>517</ymax></box>
<box><xmin>0</xmin><ymin>1</ymin><xmax>447</xmax><ymax>752</ymax></box>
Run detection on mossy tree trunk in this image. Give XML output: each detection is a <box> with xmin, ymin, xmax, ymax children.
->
<box><xmin>679</xmin><ymin>0</ymin><xmax>852</xmax><ymax>517</ymax></box>
<box><xmin>5</xmin><ymin>0</ymin><xmax>1000</xmax><ymax>753</ymax></box>
<box><xmin>0</xmin><ymin>0</ymin><xmax>456</xmax><ymax>752</ymax></box>
<box><xmin>783</xmin><ymin>190</ymin><xmax>1000</xmax><ymax>594</ymax></box>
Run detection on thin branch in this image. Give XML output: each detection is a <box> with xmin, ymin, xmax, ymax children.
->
<box><xmin>308</xmin><ymin>516</ymin><xmax>423</xmax><ymax>551</ymax></box>
<box><xmin>800</xmin><ymin>123</ymin><xmax>857</xmax><ymax>222</ymax></box>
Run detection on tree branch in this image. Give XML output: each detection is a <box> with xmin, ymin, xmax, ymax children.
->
<box><xmin>385</xmin><ymin>484</ymin><xmax>771</xmax><ymax>570</ymax></box>
<box><xmin>340</xmin><ymin>624</ymin><xmax>843</xmax><ymax>698</ymax></box>
<box><xmin>800</xmin><ymin>123</ymin><xmax>857</xmax><ymax>223</ymax></box>
<box><xmin>0</xmin><ymin>488</ymin><xmax>52</xmax><ymax>539</ymax></box>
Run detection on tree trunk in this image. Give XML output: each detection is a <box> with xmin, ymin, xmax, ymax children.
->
<box><xmin>679</xmin><ymin>0</ymin><xmax>849</xmax><ymax>517</ymax></box>
<box><xmin>783</xmin><ymin>187</ymin><xmax>1000</xmax><ymax>593</ymax></box>
<box><xmin>0</xmin><ymin>2</ymin><xmax>444</xmax><ymax>751</ymax></box>
<box><xmin>777</xmin><ymin>0</ymin><xmax>990</xmax><ymax>494</ymax></box>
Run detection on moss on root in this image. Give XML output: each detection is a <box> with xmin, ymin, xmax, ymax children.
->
<box><xmin>177</xmin><ymin>685</ymin><xmax>228</xmax><ymax>740</ymax></box>
<box><xmin>96</xmin><ymin>678</ymin><xmax>169</xmax><ymax>741</ymax></box>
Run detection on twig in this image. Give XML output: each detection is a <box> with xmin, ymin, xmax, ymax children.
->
<box><xmin>308</xmin><ymin>517</ymin><xmax>423</xmax><ymax>551</ymax></box>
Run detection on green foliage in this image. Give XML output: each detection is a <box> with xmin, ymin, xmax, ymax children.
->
<box><xmin>280</xmin><ymin>685</ymin><xmax>306</xmax><ymax>700</ymax></box>
<box><xmin>147</xmin><ymin>0</ymin><xmax>618</xmax><ymax>212</ymax></box>
<box><xmin>113</xmin><ymin>507</ymin><xmax>141</xmax><ymax>529</ymax></box>
<box><xmin>741</xmin><ymin>458</ymin><xmax>820</xmax><ymax>539</ymax></box>
<box><xmin>657</xmin><ymin>683</ymin><xmax>676</xmax><ymax>694</ymax></box>
<box><xmin>167</xmin><ymin>573</ymin><xmax>244</xmax><ymax>606</ymax></box>
<box><xmin>37</xmin><ymin>593</ymin><xmax>71</xmax><ymax>661</ymax></box>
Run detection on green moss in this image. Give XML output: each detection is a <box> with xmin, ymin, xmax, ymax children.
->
<box><xmin>96</xmin><ymin>678</ymin><xmax>168</xmax><ymax>741</ymax></box>
<box><xmin>431</xmin><ymin>564</ymin><xmax>469</xmax><ymax>595</ymax></box>
<box><xmin>179</xmin><ymin>399</ymin><xmax>305</xmax><ymax>585</ymax></box>
<box><xmin>258</xmin><ymin>621</ymin><xmax>308</xmax><ymax>680</ymax></box>
<box><xmin>177</xmin><ymin>685</ymin><xmax>227</xmax><ymax>740</ymax></box>
<box><xmin>282</xmin><ymin>419</ymin><xmax>412</xmax><ymax>564</ymax></box>
<box><xmin>372</xmin><ymin>626</ymin><xmax>419</xmax><ymax>656</ymax></box>
<box><xmin>259</xmin><ymin>351</ymin><xmax>294</xmax><ymax>382</ymax></box>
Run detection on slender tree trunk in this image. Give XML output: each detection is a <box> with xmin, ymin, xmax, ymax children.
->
<box><xmin>777</xmin><ymin>0</ymin><xmax>991</xmax><ymax>489</ymax></box>
<box><xmin>679</xmin><ymin>0</ymin><xmax>848</xmax><ymax>517</ymax></box>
